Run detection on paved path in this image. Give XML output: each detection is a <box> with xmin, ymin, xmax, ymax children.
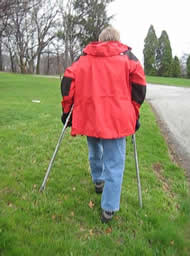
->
<box><xmin>146</xmin><ymin>84</ymin><xmax>190</xmax><ymax>177</ymax></box>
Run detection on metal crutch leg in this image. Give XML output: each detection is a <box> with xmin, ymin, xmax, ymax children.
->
<box><xmin>132</xmin><ymin>134</ymin><xmax>143</xmax><ymax>208</ymax></box>
<box><xmin>39</xmin><ymin>105</ymin><xmax>74</xmax><ymax>192</ymax></box>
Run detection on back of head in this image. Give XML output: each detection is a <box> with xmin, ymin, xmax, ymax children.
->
<box><xmin>98</xmin><ymin>26</ymin><xmax>120</xmax><ymax>42</ymax></box>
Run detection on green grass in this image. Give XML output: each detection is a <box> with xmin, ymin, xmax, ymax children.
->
<box><xmin>0</xmin><ymin>72</ymin><xmax>190</xmax><ymax>255</ymax></box>
<box><xmin>146</xmin><ymin>75</ymin><xmax>190</xmax><ymax>87</ymax></box>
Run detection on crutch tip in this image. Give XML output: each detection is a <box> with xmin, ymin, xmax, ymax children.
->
<box><xmin>39</xmin><ymin>186</ymin><xmax>45</xmax><ymax>192</ymax></box>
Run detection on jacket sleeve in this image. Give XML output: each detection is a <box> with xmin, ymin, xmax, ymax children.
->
<box><xmin>61</xmin><ymin>66</ymin><xmax>75</xmax><ymax>114</ymax></box>
<box><xmin>125</xmin><ymin>50</ymin><xmax>147</xmax><ymax>119</ymax></box>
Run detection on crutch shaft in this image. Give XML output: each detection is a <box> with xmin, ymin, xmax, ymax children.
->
<box><xmin>132</xmin><ymin>134</ymin><xmax>143</xmax><ymax>208</ymax></box>
<box><xmin>39</xmin><ymin>105</ymin><xmax>73</xmax><ymax>192</ymax></box>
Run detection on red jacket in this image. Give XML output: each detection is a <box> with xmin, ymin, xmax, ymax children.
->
<box><xmin>61</xmin><ymin>41</ymin><xmax>146</xmax><ymax>139</ymax></box>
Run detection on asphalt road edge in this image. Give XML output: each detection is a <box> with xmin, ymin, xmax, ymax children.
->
<box><xmin>147</xmin><ymin>101</ymin><xmax>190</xmax><ymax>184</ymax></box>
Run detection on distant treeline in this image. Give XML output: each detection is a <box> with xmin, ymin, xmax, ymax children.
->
<box><xmin>143</xmin><ymin>25</ymin><xmax>190</xmax><ymax>78</ymax></box>
<box><xmin>0</xmin><ymin>0</ymin><xmax>113</xmax><ymax>75</ymax></box>
<box><xmin>0</xmin><ymin>1</ymin><xmax>189</xmax><ymax>77</ymax></box>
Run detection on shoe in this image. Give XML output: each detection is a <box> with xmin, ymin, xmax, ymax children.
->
<box><xmin>95</xmin><ymin>182</ymin><xmax>104</xmax><ymax>194</ymax></box>
<box><xmin>101</xmin><ymin>210</ymin><xmax>114</xmax><ymax>223</ymax></box>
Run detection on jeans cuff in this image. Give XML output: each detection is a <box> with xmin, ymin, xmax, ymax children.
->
<box><xmin>102</xmin><ymin>208</ymin><xmax>119</xmax><ymax>212</ymax></box>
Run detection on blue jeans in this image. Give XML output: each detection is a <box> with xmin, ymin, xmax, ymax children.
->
<box><xmin>87</xmin><ymin>136</ymin><xmax>126</xmax><ymax>212</ymax></box>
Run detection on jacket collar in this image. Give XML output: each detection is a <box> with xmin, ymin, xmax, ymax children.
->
<box><xmin>83</xmin><ymin>41</ymin><xmax>130</xmax><ymax>57</ymax></box>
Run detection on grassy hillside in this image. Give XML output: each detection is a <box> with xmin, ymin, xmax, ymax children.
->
<box><xmin>146</xmin><ymin>76</ymin><xmax>190</xmax><ymax>87</ymax></box>
<box><xmin>0</xmin><ymin>72</ymin><xmax>190</xmax><ymax>255</ymax></box>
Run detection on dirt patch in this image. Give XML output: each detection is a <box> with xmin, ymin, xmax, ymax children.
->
<box><xmin>149</xmin><ymin>102</ymin><xmax>190</xmax><ymax>184</ymax></box>
<box><xmin>152</xmin><ymin>162</ymin><xmax>175</xmax><ymax>197</ymax></box>
<box><xmin>152</xmin><ymin>162</ymin><xmax>162</xmax><ymax>173</ymax></box>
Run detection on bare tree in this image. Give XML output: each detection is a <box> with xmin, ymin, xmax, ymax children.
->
<box><xmin>0</xmin><ymin>0</ymin><xmax>15</xmax><ymax>70</ymax></box>
<box><xmin>1</xmin><ymin>0</ymin><xmax>113</xmax><ymax>74</ymax></box>
<box><xmin>0</xmin><ymin>0</ymin><xmax>34</xmax><ymax>70</ymax></box>
<box><xmin>3</xmin><ymin>30</ymin><xmax>17</xmax><ymax>72</ymax></box>
<box><xmin>0</xmin><ymin>34</ymin><xmax>3</xmax><ymax>70</ymax></box>
<box><xmin>44</xmin><ymin>40</ymin><xmax>65</xmax><ymax>76</ymax></box>
<box><xmin>2</xmin><ymin>0</ymin><xmax>58</xmax><ymax>73</ymax></box>
<box><xmin>57</xmin><ymin>0</ymin><xmax>81</xmax><ymax>69</ymax></box>
<box><xmin>0</xmin><ymin>0</ymin><xmax>16</xmax><ymax>20</ymax></box>
<box><xmin>32</xmin><ymin>0</ymin><xmax>59</xmax><ymax>74</ymax></box>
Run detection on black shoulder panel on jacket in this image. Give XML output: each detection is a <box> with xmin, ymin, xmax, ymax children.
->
<box><xmin>123</xmin><ymin>50</ymin><xmax>138</xmax><ymax>62</ymax></box>
<box><xmin>132</xmin><ymin>83</ymin><xmax>146</xmax><ymax>105</ymax></box>
<box><xmin>61</xmin><ymin>77</ymin><xmax>73</xmax><ymax>96</ymax></box>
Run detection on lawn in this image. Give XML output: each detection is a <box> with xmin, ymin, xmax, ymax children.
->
<box><xmin>0</xmin><ymin>72</ymin><xmax>190</xmax><ymax>255</ymax></box>
<box><xmin>146</xmin><ymin>75</ymin><xmax>190</xmax><ymax>87</ymax></box>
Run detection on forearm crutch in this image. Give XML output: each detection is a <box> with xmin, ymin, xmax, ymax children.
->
<box><xmin>39</xmin><ymin>105</ymin><xmax>74</xmax><ymax>192</ymax></box>
<box><xmin>132</xmin><ymin>134</ymin><xmax>143</xmax><ymax>208</ymax></box>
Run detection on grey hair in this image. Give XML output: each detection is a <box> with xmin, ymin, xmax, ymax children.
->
<box><xmin>98</xmin><ymin>26</ymin><xmax>120</xmax><ymax>42</ymax></box>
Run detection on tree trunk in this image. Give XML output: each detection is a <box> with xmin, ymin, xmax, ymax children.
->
<box><xmin>20</xmin><ymin>56</ymin><xmax>26</xmax><ymax>73</ymax></box>
<box><xmin>28</xmin><ymin>59</ymin><xmax>34</xmax><ymax>73</ymax></box>
<box><xmin>36</xmin><ymin>53</ymin><xmax>41</xmax><ymax>74</ymax></box>
<box><xmin>8</xmin><ymin>46</ymin><xmax>16</xmax><ymax>72</ymax></box>
<box><xmin>10</xmin><ymin>52</ymin><xmax>14</xmax><ymax>72</ymax></box>
<box><xmin>64</xmin><ymin>48</ymin><xmax>68</xmax><ymax>70</ymax></box>
<box><xmin>0</xmin><ymin>38</ymin><xmax>3</xmax><ymax>71</ymax></box>
<box><xmin>46</xmin><ymin>50</ymin><xmax>50</xmax><ymax>75</ymax></box>
<box><xmin>57</xmin><ymin>51</ymin><xmax>60</xmax><ymax>75</ymax></box>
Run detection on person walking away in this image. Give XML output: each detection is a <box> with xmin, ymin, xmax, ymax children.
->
<box><xmin>61</xmin><ymin>26</ymin><xmax>146</xmax><ymax>223</ymax></box>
